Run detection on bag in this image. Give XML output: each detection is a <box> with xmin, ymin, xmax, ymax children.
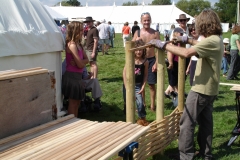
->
<box><xmin>171</xmin><ymin>91</ymin><xmax>178</xmax><ymax>107</ymax></box>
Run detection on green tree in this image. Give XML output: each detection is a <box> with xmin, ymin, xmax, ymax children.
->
<box><xmin>54</xmin><ymin>1</ymin><xmax>69</xmax><ymax>6</ymax></box>
<box><xmin>176</xmin><ymin>0</ymin><xmax>211</xmax><ymax>17</ymax></box>
<box><xmin>213</xmin><ymin>0</ymin><xmax>237</xmax><ymax>23</ymax></box>
<box><xmin>122</xmin><ymin>0</ymin><xmax>138</xmax><ymax>6</ymax></box>
<box><xmin>66</xmin><ymin>0</ymin><xmax>81</xmax><ymax>6</ymax></box>
<box><xmin>151</xmin><ymin>0</ymin><xmax>171</xmax><ymax>5</ymax></box>
<box><xmin>55</xmin><ymin>0</ymin><xmax>81</xmax><ymax>6</ymax></box>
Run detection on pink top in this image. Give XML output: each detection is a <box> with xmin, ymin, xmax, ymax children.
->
<box><xmin>173</xmin><ymin>55</ymin><xmax>179</xmax><ymax>62</ymax></box>
<box><xmin>66</xmin><ymin>48</ymin><xmax>84</xmax><ymax>73</ymax></box>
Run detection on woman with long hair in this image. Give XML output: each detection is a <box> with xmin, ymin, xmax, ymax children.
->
<box><xmin>62</xmin><ymin>21</ymin><xmax>89</xmax><ymax>117</ymax></box>
<box><xmin>227</xmin><ymin>25</ymin><xmax>240</xmax><ymax>80</ymax></box>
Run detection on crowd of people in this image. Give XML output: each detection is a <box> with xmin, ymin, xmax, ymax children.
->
<box><xmin>60</xmin><ymin>8</ymin><xmax>238</xmax><ymax>160</ymax></box>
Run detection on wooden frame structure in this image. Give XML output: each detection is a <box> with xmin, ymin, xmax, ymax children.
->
<box><xmin>124</xmin><ymin>41</ymin><xmax>184</xmax><ymax>159</ymax></box>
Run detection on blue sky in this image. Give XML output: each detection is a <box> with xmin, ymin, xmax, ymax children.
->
<box><xmin>40</xmin><ymin>0</ymin><xmax>219</xmax><ymax>7</ymax></box>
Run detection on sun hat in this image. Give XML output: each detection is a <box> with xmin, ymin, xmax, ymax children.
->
<box><xmin>83</xmin><ymin>17</ymin><xmax>95</xmax><ymax>23</ymax></box>
<box><xmin>223</xmin><ymin>38</ymin><xmax>229</xmax><ymax>44</ymax></box>
<box><xmin>176</xmin><ymin>14</ymin><xmax>190</xmax><ymax>22</ymax></box>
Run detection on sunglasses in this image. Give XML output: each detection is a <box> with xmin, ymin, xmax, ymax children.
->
<box><xmin>179</xmin><ymin>19</ymin><xmax>186</xmax><ymax>22</ymax></box>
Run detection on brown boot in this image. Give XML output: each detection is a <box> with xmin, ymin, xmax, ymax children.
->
<box><xmin>137</xmin><ymin>117</ymin><xmax>149</xmax><ymax>126</ymax></box>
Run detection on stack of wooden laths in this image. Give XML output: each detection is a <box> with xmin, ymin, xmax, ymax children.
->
<box><xmin>0</xmin><ymin>115</ymin><xmax>149</xmax><ymax>160</ymax></box>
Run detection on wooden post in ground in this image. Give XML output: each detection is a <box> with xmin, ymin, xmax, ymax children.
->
<box><xmin>177</xmin><ymin>44</ymin><xmax>186</xmax><ymax>112</ymax></box>
<box><xmin>125</xmin><ymin>41</ymin><xmax>135</xmax><ymax>123</ymax></box>
<box><xmin>156</xmin><ymin>49</ymin><xmax>165</xmax><ymax>122</ymax></box>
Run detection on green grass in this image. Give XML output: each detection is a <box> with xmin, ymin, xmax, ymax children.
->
<box><xmin>62</xmin><ymin>32</ymin><xmax>240</xmax><ymax>159</ymax></box>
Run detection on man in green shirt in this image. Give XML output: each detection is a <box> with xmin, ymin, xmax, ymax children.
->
<box><xmin>148</xmin><ymin>9</ymin><xmax>223</xmax><ymax>160</ymax></box>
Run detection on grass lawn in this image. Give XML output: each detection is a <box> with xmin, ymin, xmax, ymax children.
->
<box><xmin>62</xmin><ymin>32</ymin><xmax>240</xmax><ymax>159</ymax></box>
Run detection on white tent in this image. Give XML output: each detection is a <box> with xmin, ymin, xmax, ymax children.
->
<box><xmin>51</xmin><ymin>4</ymin><xmax>194</xmax><ymax>33</ymax></box>
<box><xmin>0</xmin><ymin>0</ymin><xmax>65</xmax><ymax>116</ymax></box>
<box><xmin>44</xmin><ymin>5</ymin><xmax>68</xmax><ymax>21</ymax></box>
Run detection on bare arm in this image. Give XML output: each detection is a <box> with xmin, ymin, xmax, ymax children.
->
<box><xmin>140</xmin><ymin>61</ymin><xmax>149</xmax><ymax>93</ymax></box>
<box><xmin>236</xmin><ymin>40</ymin><xmax>240</xmax><ymax>51</ymax></box>
<box><xmin>152</xmin><ymin>31</ymin><xmax>160</xmax><ymax>72</ymax></box>
<box><xmin>165</xmin><ymin>44</ymin><xmax>197</xmax><ymax>58</ymax></box>
<box><xmin>132</xmin><ymin>30</ymin><xmax>138</xmax><ymax>41</ymax></box>
<box><xmin>82</xmin><ymin>50</ymin><xmax>89</xmax><ymax>65</ymax></box>
<box><xmin>186</xmin><ymin>57</ymin><xmax>192</xmax><ymax>75</ymax></box>
<box><xmin>93</xmin><ymin>38</ymin><xmax>98</xmax><ymax>53</ymax></box>
<box><xmin>167</xmin><ymin>51</ymin><xmax>174</xmax><ymax>69</ymax></box>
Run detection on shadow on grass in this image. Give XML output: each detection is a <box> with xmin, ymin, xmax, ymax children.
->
<box><xmin>212</xmin><ymin>133</ymin><xmax>240</xmax><ymax>159</ymax></box>
<box><xmin>213</xmin><ymin>104</ymin><xmax>236</xmax><ymax>112</ymax></box>
<box><xmin>79</xmin><ymin>101</ymin><xmax>126</xmax><ymax>122</ymax></box>
<box><xmin>100</xmin><ymin>76</ymin><xmax>123</xmax><ymax>83</ymax></box>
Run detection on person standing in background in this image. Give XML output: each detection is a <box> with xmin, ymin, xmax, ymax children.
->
<box><xmin>221</xmin><ymin>38</ymin><xmax>230</xmax><ymax>77</ymax></box>
<box><xmin>227</xmin><ymin>25</ymin><xmax>240</xmax><ymax>80</ymax></box>
<box><xmin>172</xmin><ymin>14</ymin><xmax>191</xmax><ymax>77</ymax></box>
<box><xmin>156</xmin><ymin>23</ymin><xmax>159</xmax><ymax>32</ymax></box>
<box><xmin>132</xmin><ymin>12</ymin><xmax>160</xmax><ymax>112</ymax></box>
<box><xmin>108</xmin><ymin>21</ymin><xmax>115</xmax><ymax>48</ymax></box>
<box><xmin>122</xmin><ymin>22</ymin><xmax>131</xmax><ymax>47</ymax></box>
<box><xmin>62</xmin><ymin>21</ymin><xmax>89</xmax><ymax>117</ymax></box>
<box><xmin>132</xmin><ymin>21</ymin><xmax>140</xmax><ymax>37</ymax></box>
<box><xmin>84</xmin><ymin>16</ymin><xmax>99</xmax><ymax>79</ymax></box>
<box><xmin>97</xmin><ymin>19</ymin><xmax>110</xmax><ymax>55</ymax></box>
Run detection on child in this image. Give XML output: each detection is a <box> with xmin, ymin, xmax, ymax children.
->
<box><xmin>123</xmin><ymin>40</ymin><xmax>149</xmax><ymax>126</ymax></box>
<box><xmin>62</xmin><ymin>21</ymin><xmax>89</xmax><ymax>117</ymax></box>
<box><xmin>165</xmin><ymin>28</ymin><xmax>184</xmax><ymax>104</ymax></box>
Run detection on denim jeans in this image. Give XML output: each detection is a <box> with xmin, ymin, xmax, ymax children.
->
<box><xmin>227</xmin><ymin>50</ymin><xmax>240</xmax><ymax>79</ymax></box>
<box><xmin>109</xmin><ymin>36</ymin><xmax>114</xmax><ymax>48</ymax></box>
<box><xmin>123</xmin><ymin>84</ymin><xmax>146</xmax><ymax>118</ymax></box>
<box><xmin>221</xmin><ymin>56</ymin><xmax>228</xmax><ymax>74</ymax></box>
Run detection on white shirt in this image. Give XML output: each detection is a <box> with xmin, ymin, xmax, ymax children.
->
<box><xmin>97</xmin><ymin>23</ymin><xmax>110</xmax><ymax>39</ymax></box>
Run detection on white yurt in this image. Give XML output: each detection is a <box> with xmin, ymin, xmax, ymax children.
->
<box><xmin>0</xmin><ymin>0</ymin><xmax>65</xmax><ymax>116</ymax></box>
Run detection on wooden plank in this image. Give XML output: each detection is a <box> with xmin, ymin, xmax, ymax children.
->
<box><xmin>33</xmin><ymin>122</ymin><xmax>122</xmax><ymax>160</ymax></box>
<box><xmin>0</xmin><ymin>67</ymin><xmax>42</xmax><ymax>76</ymax></box>
<box><xmin>220</xmin><ymin>82</ymin><xmax>240</xmax><ymax>87</ymax></box>
<box><xmin>0</xmin><ymin>69</ymin><xmax>48</xmax><ymax>80</ymax></box>
<box><xmin>230</xmin><ymin>85</ymin><xmax>240</xmax><ymax>91</ymax></box>
<box><xmin>97</xmin><ymin>126</ymin><xmax>150</xmax><ymax>160</ymax></box>
<box><xmin>84</xmin><ymin>125</ymin><xmax>149</xmax><ymax>160</ymax></box>
<box><xmin>0</xmin><ymin>72</ymin><xmax>55</xmax><ymax>139</ymax></box>
<box><xmin>19</xmin><ymin>122</ymin><xmax>104</xmax><ymax>159</ymax></box>
<box><xmin>0</xmin><ymin>115</ymin><xmax>74</xmax><ymax>146</ymax></box>
<box><xmin>58</xmin><ymin>122</ymin><xmax>132</xmax><ymax>160</ymax></box>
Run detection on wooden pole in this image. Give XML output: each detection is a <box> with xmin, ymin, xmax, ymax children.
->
<box><xmin>156</xmin><ymin>49</ymin><xmax>165</xmax><ymax>122</ymax></box>
<box><xmin>125</xmin><ymin>41</ymin><xmax>135</xmax><ymax>123</ymax></box>
<box><xmin>177</xmin><ymin>44</ymin><xmax>186</xmax><ymax>111</ymax></box>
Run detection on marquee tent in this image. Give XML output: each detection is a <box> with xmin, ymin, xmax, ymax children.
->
<box><xmin>0</xmin><ymin>0</ymin><xmax>65</xmax><ymax>116</ymax></box>
<box><xmin>51</xmin><ymin>4</ymin><xmax>194</xmax><ymax>33</ymax></box>
<box><xmin>44</xmin><ymin>5</ymin><xmax>68</xmax><ymax>20</ymax></box>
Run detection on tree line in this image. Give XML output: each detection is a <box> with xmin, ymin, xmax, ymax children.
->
<box><xmin>57</xmin><ymin>0</ymin><xmax>238</xmax><ymax>23</ymax></box>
